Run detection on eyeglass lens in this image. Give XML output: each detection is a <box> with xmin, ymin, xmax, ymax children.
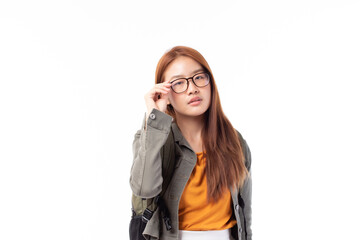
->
<box><xmin>171</xmin><ymin>73</ymin><xmax>209</xmax><ymax>93</ymax></box>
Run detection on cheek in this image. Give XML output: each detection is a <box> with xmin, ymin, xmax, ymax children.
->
<box><xmin>169</xmin><ymin>94</ymin><xmax>187</xmax><ymax>109</ymax></box>
<box><xmin>171</xmin><ymin>95</ymin><xmax>181</xmax><ymax>106</ymax></box>
<box><xmin>168</xmin><ymin>93</ymin><xmax>178</xmax><ymax>105</ymax></box>
<box><xmin>205</xmin><ymin>88</ymin><xmax>212</xmax><ymax>102</ymax></box>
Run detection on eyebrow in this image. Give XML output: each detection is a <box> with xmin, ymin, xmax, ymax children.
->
<box><xmin>170</xmin><ymin>69</ymin><xmax>204</xmax><ymax>81</ymax></box>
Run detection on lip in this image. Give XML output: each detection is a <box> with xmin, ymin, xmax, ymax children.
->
<box><xmin>188</xmin><ymin>97</ymin><xmax>202</xmax><ymax>104</ymax></box>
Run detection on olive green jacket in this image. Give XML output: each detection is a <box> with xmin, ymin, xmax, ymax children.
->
<box><xmin>130</xmin><ymin>108</ymin><xmax>252</xmax><ymax>240</ymax></box>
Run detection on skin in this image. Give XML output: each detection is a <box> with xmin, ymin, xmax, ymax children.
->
<box><xmin>144</xmin><ymin>56</ymin><xmax>211</xmax><ymax>153</ymax></box>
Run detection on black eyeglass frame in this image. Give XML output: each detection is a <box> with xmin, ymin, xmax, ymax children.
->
<box><xmin>169</xmin><ymin>72</ymin><xmax>211</xmax><ymax>94</ymax></box>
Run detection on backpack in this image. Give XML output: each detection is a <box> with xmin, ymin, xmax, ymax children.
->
<box><xmin>129</xmin><ymin>129</ymin><xmax>176</xmax><ymax>240</ymax></box>
<box><xmin>129</xmin><ymin>129</ymin><xmax>250</xmax><ymax>240</ymax></box>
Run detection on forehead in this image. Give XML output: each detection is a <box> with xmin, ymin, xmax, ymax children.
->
<box><xmin>163</xmin><ymin>56</ymin><xmax>203</xmax><ymax>82</ymax></box>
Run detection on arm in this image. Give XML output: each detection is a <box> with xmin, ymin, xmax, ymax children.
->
<box><xmin>130</xmin><ymin>108</ymin><xmax>173</xmax><ymax>198</ymax></box>
<box><xmin>241</xmin><ymin>139</ymin><xmax>252</xmax><ymax>239</ymax></box>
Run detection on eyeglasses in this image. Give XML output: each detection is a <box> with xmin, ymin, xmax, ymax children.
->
<box><xmin>170</xmin><ymin>72</ymin><xmax>210</xmax><ymax>94</ymax></box>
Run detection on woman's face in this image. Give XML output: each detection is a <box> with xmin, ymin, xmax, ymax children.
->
<box><xmin>163</xmin><ymin>56</ymin><xmax>211</xmax><ymax>118</ymax></box>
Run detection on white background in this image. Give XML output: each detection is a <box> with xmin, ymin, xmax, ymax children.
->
<box><xmin>1</xmin><ymin>0</ymin><xmax>359</xmax><ymax>239</ymax></box>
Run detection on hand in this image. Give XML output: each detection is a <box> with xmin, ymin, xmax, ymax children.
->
<box><xmin>144</xmin><ymin>82</ymin><xmax>172</xmax><ymax>118</ymax></box>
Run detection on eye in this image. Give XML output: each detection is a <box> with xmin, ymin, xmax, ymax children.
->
<box><xmin>195</xmin><ymin>73</ymin><xmax>207</xmax><ymax>80</ymax></box>
<box><xmin>172</xmin><ymin>80</ymin><xmax>185</xmax><ymax>86</ymax></box>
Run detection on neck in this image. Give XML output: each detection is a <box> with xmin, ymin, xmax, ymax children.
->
<box><xmin>175</xmin><ymin>113</ymin><xmax>205</xmax><ymax>143</ymax></box>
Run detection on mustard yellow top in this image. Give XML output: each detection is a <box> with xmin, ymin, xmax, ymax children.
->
<box><xmin>178</xmin><ymin>152</ymin><xmax>237</xmax><ymax>230</ymax></box>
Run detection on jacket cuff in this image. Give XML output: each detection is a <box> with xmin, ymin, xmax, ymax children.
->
<box><xmin>143</xmin><ymin>108</ymin><xmax>173</xmax><ymax>132</ymax></box>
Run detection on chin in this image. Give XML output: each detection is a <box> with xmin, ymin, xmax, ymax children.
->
<box><xmin>176</xmin><ymin>107</ymin><xmax>209</xmax><ymax>118</ymax></box>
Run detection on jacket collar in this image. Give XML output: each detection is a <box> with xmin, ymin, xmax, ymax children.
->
<box><xmin>171</xmin><ymin>122</ymin><xmax>193</xmax><ymax>151</ymax></box>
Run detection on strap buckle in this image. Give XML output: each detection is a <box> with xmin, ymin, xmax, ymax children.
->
<box><xmin>163</xmin><ymin>216</ymin><xmax>172</xmax><ymax>231</ymax></box>
<box><xmin>142</xmin><ymin>208</ymin><xmax>153</xmax><ymax>223</ymax></box>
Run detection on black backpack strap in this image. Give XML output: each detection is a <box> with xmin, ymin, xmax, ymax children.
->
<box><xmin>140</xmin><ymin>129</ymin><xmax>175</xmax><ymax>229</ymax></box>
<box><xmin>161</xmin><ymin>129</ymin><xmax>176</xmax><ymax>193</ymax></box>
<box><xmin>140</xmin><ymin>197</ymin><xmax>157</xmax><ymax>223</ymax></box>
<box><xmin>155</xmin><ymin>195</ymin><xmax>172</xmax><ymax>231</ymax></box>
<box><xmin>152</xmin><ymin>128</ymin><xmax>175</xmax><ymax>230</ymax></box>
<box><xmin>159</xmin><ymin>128</ymin><xmax>176</xmax><ymax>230</ymax></box>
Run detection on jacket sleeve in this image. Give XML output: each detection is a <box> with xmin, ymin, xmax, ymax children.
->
<box><xmin>241</xmin><ymin>138</ymin><xmax>252</xmax><ymax>239</ymax></box>
<box><xmin>130</xmin><ymin>108</ymin><xmax>173</xmax><ymax>198</ymax></box>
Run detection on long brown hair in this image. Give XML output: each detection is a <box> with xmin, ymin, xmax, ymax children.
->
<box><xmin>155</xmin><ymin>46</ymin><xmax>248</xmax><ymax>201</ymax></box>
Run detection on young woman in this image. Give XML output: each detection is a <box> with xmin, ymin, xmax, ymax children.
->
<box><xmin>130</xmin><ymin>46</ymin><xmax>252</xmax><ymax>240</ymax></box>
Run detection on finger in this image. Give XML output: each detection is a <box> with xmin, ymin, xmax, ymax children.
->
<box><xmin>154</xmin><ymin>89</ymin><xmax>170</xmax><ymax>98</ymax></box>
<box><xmin>162</xmin><ymin>79</ymin><xmax>172</xmax><ymax>84</ymax></box>
<box><xmin>154</xmin><ymin>84</ymin><xmax>171</xmax><ymax>90</ymax></box>
<box><xmin>148</xmin><ymin>87</ymin><xmax>169</xmax><ymax>96</ymax></box>
<box><xmin>156</xmin><ymin>89</ymin><xmax>170</xmax><ymax>95</ymax></box>
<box><xmin>155</xmin><ymin>92</ymin><xmax>169</xmax><ymax>100</ymax></box>
<box><xmin>153</xmin><ymin>86</ymin><xmax>171</xmax><ymax>94</ymax></box>
<box><xmin>156</xmin><ymin>88</ymin><xmax>172</xmax><ymax>98</ymax></box>
<box><xmin>156</xmin><ymin>93</ymin><xmax>170</xmax><ymax>101</ymax></box>
<box><xmin>156</xmin><ymin>82</ymin><xmax>171</xmax><ymax>88</ymax></box>
<box><xmin>145</xmin><ymin>85</ymin><xmax>170</xmax><ymax>101</ymax></box>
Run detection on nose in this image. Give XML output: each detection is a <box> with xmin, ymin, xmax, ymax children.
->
<box><xmin>187</xmin><ymin>78</ymin><xmax>199</xmax><ymax>94</ymax></box>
